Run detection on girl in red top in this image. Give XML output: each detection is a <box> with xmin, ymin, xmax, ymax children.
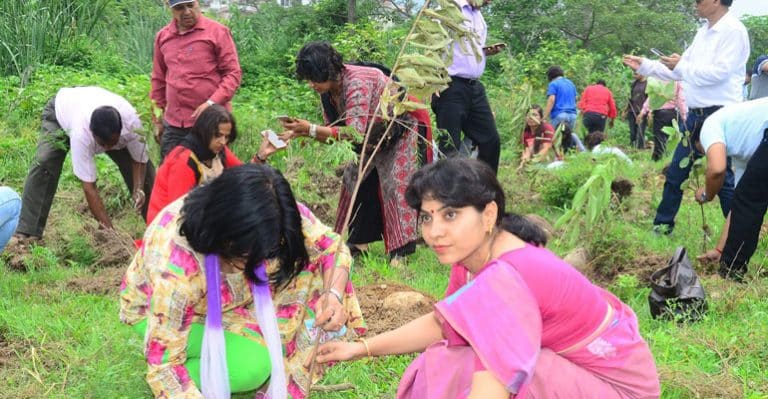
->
<box><xmin>520</xmin><ymin>105</ymin><xmax>555</xmax><ymax>164</ymax></box>
<box><xmin>147</xmin><ymin>105</ymin><xmax>280</xmax><ymax>224</ymax></box>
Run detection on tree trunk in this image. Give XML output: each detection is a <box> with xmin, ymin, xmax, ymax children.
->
<box><xmin>348</xmin><ymin>0</ymin><xmax>356</xmax><ymax>23</ymax></box>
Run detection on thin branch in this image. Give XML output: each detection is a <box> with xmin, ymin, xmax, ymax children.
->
<box><xmin>383</xmin><ymin>0</ymin><xmax>412</xmax><ymax>19</ymax></box>
<box><xmin>305</xmin><ymin>3</ymin><xmax>436</xmax><ymax>396</ymax></box>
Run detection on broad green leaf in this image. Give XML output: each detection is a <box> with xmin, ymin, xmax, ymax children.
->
<box><xmin>645</xmin><ymin>77</ymin><xmax>676</xmax><ymax>110</ymax></box>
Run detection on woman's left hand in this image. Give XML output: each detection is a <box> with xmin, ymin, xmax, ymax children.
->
<box><xmin>281</xmin><ymin>118</ymin><xmax>311</xmax><ymax>134</ymax></box>
<box><xmin>278</xmin><ymin>130</ymin><xmax>302</xmax><ymax>142</ymax></box>
<box><xmin>315</xmin><ymin>292</ymin><xmax>346</xmax><ymax>331</ymax></box>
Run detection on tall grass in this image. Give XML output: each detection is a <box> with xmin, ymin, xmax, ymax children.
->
<box><xmin>101</xmin><ymin>0</ymin><xmax>168</xmax><ymax>74</ymax></box>
<box><xmin>0</xmin><ymin>0</ymin><xmax>111</xmax><ymax>79</ymax></box>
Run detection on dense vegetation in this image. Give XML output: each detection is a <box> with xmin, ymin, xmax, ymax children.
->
<box><xmin>1</xmin><ymin>1</ymin><xmax>767</xmax><ymax>398</ymax></box>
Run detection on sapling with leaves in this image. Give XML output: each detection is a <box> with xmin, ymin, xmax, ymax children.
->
<box><xmin>303</xmin><ymin>1</ymin><xmax>479</xmax><ymax>395</ymax></box>
<box><xmin>659</xmin><ymin>115</ymin><xmax>712</xmax><ymax>252</ymax></box>
<box><xmin>554</xmin><ymin>160</ymin><xmax>617</xmax><ymax>247</ymax></box>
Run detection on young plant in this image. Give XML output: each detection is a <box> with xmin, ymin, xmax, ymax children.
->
<box><xmin>554</xmin><ymin>159</ymin><xmax>617</xmax><ymax>247</ymax></box>
<box><xmin>662</xmin><ymin>116</ymin><xmax>711</xmax><ymax>252</ymax></box>
<box><xmin>306</xmin><ymin>0</ymin><xmax>478</xmax><ymax>395</ymax></box>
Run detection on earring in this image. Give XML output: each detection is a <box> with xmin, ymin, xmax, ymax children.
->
<box><xmin>487</xmin><ymin>225</ymin><xmax>494</xmax><ymax>235</ymax></box>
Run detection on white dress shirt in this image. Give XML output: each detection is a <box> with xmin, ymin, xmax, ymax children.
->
<box><xmin>55</xmin><ymin>86</ymin><xmax>147</xmax><ymax>183</ymax></box>
<box><xmin>637</xmin><ymin>11</ymin><xmax>749</xmax><ymax>109</ymax></box>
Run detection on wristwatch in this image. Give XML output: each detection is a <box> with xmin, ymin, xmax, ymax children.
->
<box><xmin>699</xmin><ymin>191</ymin><xmax>708</xmax><ymax>202</ymax></box>
<box><xmin>206</xmin><ymin>99</ymin><xmax>215</xmax><ymax>106</ymax></box>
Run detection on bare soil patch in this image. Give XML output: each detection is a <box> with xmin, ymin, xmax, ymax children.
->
<box><xmin>82</xmin><ymin>224</ymin><xmax>136</xmax><ymax>268</ymax></box>
<box><xmin>356</xmin><ymin>283</ymin><xmax>436</xmax><ymax>336</ymax></box>
<box><xmin>611</xmin><ymin>178</ymin><xmax>633</xmax><ymax>201</ymax></box>
<box><xmin>0</xmin><ymin>337</ymin><xmax>22</xmax><ymax>368</ymax></box>
<box><xmin>586</xmin><ymin>251</ymin><xmax>669</xmax><ymax>287</ymax></box>
<box><xmin>66</xmin><ymin>266</ymin><xmax>125</xmax><ymax>296</ymax></box>
<box><xmin>1</xmin><ymin>236</ymin><xmax>41</xmax><ymax>271</ymax></box>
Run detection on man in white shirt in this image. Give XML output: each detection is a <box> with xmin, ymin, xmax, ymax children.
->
<box><xmin>622</xmin><ymin>0</ymin><xmax>749</xmax><ymax>235</ymax></box>
<box><xmin>749</xmin><ymin>55</ymin><xmax>768</xmax><ymax>100</ymax></box>
<box><xmin>15</xmin><ymin>87</ymin><xmax>155</xmax><ymax>239</ymax></box>
<box><xmin>693</xmin><ymin>98</ymin><xmax>768</xmax><ymax>281</ymax></box>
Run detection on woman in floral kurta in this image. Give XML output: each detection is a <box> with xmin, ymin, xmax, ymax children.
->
<box><xmin>281</xmin><ymin>42</ymin><xmax>425</xmax><ymax>263</ymax></box>
<box><xmin>120</xmin><ymin>165</ymin><xmax>366</xmax><ymax>399</ymax></box>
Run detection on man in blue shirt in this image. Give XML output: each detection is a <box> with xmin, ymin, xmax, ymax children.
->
<box><xmin>693</xmin><ymin>98</ymin><xmax>768</xmax><ymax>281</ymax></box>
<box><xmin>544</xmin><ymin>65</ymin><xmax>578</xmax><ymax>132</ymax></box>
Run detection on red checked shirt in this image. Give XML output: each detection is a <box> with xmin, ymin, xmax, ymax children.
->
<box><xmin>577</xmin><ymin>84</ymin><xmax>618</xmax><ymax>119</ymax></box>
<box><xmin>151</xmin><ymin>15</ymin><xmax>242</xmax><ymax>128</ymax></box>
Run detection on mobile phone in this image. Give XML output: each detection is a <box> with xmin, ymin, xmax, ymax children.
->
<box><xmin>276</xmin><ymin>115</ymin><xmax>295</xmax><ymax>124</ymax></box>
<box><xmin>261</xmin><ymin>129</ymin><xmax>287</xmax><ymax>149</ymax></box>
<box><xmin>650</xmin><ymin>48</ymin><xmax>666</xmax><ymax>58</ymax></box>
<box><xmin>483</xmin><ymin>42</ymin><xmax>507</xmax><ymax>52</ymax></box>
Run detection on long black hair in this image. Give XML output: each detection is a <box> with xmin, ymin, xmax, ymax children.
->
<box><xmin>179</xmin><ymin>164</ymin><xmax>309</xmax><ymax>289</ymax></box>
<box><xmin>180</xmin><ymin>104</ymin><xmax>237</xmax><ymax>162</ymax></box>
<box><xmin>295</xmin><ymin>41</ymin><xmax>345</xmax><ymax>83</ymax></box>
<box><xmin>405</xmin><ymin>158</ymin><xmax>548</xmax><ymax>246</ymax></box>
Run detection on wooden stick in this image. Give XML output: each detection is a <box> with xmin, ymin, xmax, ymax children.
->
<box><xmin>310</xmin><ymin>383</ymin><xmax>356</xmax><ymax>392</ymax></box>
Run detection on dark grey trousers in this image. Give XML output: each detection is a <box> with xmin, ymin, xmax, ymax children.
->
<box><xmin>16</xmin><ymin>97</ymin><xmax>156</xmax><ymax>237</ymax></box>
<box><xmin>159</xmin><ymin>122</ymin><xmax>192</xmax><ymax>164</ymax></box>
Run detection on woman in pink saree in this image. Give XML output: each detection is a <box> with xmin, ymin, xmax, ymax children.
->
<box><xmin>316</xmin><ymin>158</ymin><xmax>660</xmax><ymax>398</ymax></box>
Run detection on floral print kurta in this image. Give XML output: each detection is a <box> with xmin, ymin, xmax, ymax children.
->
<box><xmin>327</xmin><ymin>64</ymin><xmax>420</xmax><ymax>252</ymax></box>
<box><xmin>120</xmin><ymin>197</ymin><xmax>366</xmax><ymax>398</ymax></box>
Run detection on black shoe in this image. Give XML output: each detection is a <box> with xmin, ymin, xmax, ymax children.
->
<box><xmin>718</xmin><ymin>262</ymin><xmax>746</xmax><ymax>283</ymax></box>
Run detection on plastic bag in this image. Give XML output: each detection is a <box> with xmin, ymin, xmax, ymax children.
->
<box><xmin>648</xmin><ymin>247</ymin><xmax>708</xmax><ymax>322</ymax></box>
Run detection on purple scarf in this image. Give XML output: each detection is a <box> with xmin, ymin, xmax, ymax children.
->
<box><xmin>203</xmin><ymin>255</ymin><xmax>287</xmax><ymax>398</ymax></box>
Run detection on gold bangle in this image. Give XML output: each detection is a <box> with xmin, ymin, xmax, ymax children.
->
<box><xmin>357</xmin><ymin>338</ymin><xmax>371</xmax><ymax>358</ymax></box>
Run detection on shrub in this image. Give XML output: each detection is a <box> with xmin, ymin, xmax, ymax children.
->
<box><xmin>536</xmin><ymin>153</ymin><xmax>597</xmax><ymax>208</ymax></box>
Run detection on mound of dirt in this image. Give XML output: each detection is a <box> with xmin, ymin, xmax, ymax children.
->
<box><xmin>1</xmin><ymin>236</ymin><xmax>40</xmax><ymax>271</ymax></box>
<box><xmin>356</xmin><ymin>283</ymin><xmax>436</xmax><ymax>336</ymax></box>
<box><xmin>82</xmin><ymin>225</ymin><xmax>137</xmax><ymax>268</ymax></box>
<box><xmin>589</xmin><ymin>253</ymin><xmax>669</xmax><ymax>287</ymax></box>
<box><xmin>0</xmin><ymin>338</ymin><xmax>21</xmax><ymax>368</ymax></box>
<box><xmin>524</xmin><ymin>214</ymin><xmax>555</xmax><ymax>241</ymax></box>
<box><xmin>611</xmin><ymin>178</ymin><xmax>634</xmax><ymax>201</ymax></box>
<box><xmin>66</xmin><ymin>266</ymin><xmax>125</xmax><ymax>295</ymax></box>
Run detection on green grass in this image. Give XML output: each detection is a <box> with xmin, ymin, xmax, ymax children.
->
<box><xmin>1</xmin><ymin>68</ymin><xmax>767</xmax><ymax>399</ymax></box>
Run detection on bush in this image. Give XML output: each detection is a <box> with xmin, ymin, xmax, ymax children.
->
<box><xmin>536</xmin><ymin>153</ymin><xmax>597</xmax><ymax>208</ymax></box>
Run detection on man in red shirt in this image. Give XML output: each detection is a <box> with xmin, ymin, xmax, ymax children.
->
<box><xmin>577</xmin><ymin>80</ymin><xmax>617</xmax><ymax>135</ymax></box>
<box><xmin>151</xmin><ymin>0</ymin><xmax>242</xmax><ymax>163</ymax></box>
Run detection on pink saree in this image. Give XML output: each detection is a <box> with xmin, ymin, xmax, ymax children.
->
<box><xmin>396</xmin><ymin>259</ymin><xmax>660</xmax><ymax>399</ymax></box>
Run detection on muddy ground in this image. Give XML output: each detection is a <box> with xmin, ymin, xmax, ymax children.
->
<box><xmin>354</xmin><ymin>283</ymin><xmax>436</xmax><ymax>336</ymax></box>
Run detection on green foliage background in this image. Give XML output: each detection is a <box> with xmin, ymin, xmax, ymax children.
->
<box><xmin>1</xmin><ymin>1</ymin><xmax>768</xmax><ymax>398</ymax></box>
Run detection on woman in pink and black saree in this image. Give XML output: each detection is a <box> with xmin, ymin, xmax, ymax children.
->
<box><xmin>315</xmin><ymin>158</ymin><xmax>660</xmax><ymax>399</ymax></box>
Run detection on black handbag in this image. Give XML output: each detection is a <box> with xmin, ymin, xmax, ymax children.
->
<box><xmin>648</xmin><ymin>247</ymin><xmax>708</xmax><ymax>322</ymax></box>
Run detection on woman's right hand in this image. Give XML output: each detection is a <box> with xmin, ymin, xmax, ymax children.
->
<box><xmin>315</xmin><ymin>341</ymin><xmax>365</xmax><ymax>364</ymax></box>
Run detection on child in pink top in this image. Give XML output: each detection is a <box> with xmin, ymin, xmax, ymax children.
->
<box><xmin>315</xmin><ymin>158</ymin><xmax>660</xmax><ymax>398</ymax></box>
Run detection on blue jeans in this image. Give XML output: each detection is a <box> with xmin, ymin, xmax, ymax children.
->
<box><xmin>653</xmin><ymin>110</ymin><xmax>735</xmax><ymax>229</ymax></box>
<box><xmin>551</xmin><ymin>112</ymin><xmax>577</xmax><ymax>131</ymax></box>
<box><xmin>0</xmin><ymin>187</ymin><xmax>21</xmax><ymax>253</ymax></box>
